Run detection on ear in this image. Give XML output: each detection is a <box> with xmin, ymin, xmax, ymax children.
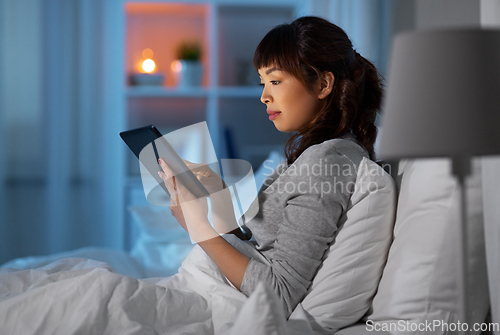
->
<box><xmin>318</xmin><ymin>71</ymin><xmax>334</xmax><ymax>99</ymax></box>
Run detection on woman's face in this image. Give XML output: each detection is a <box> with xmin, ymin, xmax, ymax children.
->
<box><xmin>258</xmin><ymin>66</ymin><xmax>323</xmax><ymax>133</ymax></box>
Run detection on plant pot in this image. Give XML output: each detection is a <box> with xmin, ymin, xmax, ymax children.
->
<box><xmin>177</xmin><ymin>60</ymin><xmax>203</xmax><ymax>87</ymax></box>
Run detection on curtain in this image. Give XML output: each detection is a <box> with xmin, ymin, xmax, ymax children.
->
<box><xmin>0</xmin><ymin>0</ymin><xmax>125</xmax><ymax>264</ymax></box>
<box><xmin>308</xmin><ymin>0</ymin><xmax>394</xmax><ymax>76</ymax></box>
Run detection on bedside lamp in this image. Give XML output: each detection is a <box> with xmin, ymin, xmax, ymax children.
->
<box><xmin>378</xmin><ymin>29</ymin><xmax>500</xmax><ymax>335</ymax></box>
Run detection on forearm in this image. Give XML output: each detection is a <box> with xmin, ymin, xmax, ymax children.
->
<box><xmin>211</xmin><ymin>191</ymin><xmax>252</xmax><ymax>240</ymax></box>
<box><xmin>209</xmin><ymin>188</ymin><xmax>240</xmax><ymax>235</ymax></box>
<box><xmin>198</xmin><ymin>236</ymin><xmax>250</xmax><ymax>289</ymax></box>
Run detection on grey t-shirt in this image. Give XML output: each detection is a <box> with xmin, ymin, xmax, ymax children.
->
<box><xmin>240</xmin><ymin>135</ymin><xmax>368</xmax><ymax>316</ymax></box>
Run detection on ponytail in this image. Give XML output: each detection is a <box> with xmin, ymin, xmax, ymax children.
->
<box><xmin>338</xmin><ymin>52</ymin><xmax>382</xmax><ymax>160</ymax></box>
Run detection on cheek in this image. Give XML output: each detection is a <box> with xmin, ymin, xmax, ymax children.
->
<box><xmin>290</xmin><ymin>90</ymin><xmax>320</xmax><ymax>121</ymax></box>
<box><xmin>275</xmin><ymin>81</ymin><xmax>321</xmax><ymax>131</ymax></box>
<box><xmin>279</xmin><ymin>98</ymin><xmax>319</xmax><ymax>132</ymax></box>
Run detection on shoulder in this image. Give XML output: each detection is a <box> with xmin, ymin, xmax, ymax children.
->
<box><xmin>295</xmin><ymin>136</ymin><xmax>368</xmax><ymax>170</ymax></box>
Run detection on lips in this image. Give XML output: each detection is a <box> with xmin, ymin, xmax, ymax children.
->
<box><xmin>267</xmin><ymin>110</ymin><xmax>281</xmax><ymax>121</ymax></box>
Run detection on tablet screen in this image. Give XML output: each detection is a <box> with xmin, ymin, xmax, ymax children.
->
<box><xmin>120</xmin><ymin>125</ymin><xmax>210</xmax><ymax>199</ymax></box>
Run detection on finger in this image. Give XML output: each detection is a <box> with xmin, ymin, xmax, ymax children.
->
<box><xmin>170</xmin><ymin>176</ymin><xmax>191</xmax><ymax>202</ymax></box>
<box><xmin>159</xmin><ymin>160</ymin><xmax>198</xmax><ymax>204</ymax></box>
<box><xmin>158</xmin><ymin>170</ymin><xmax>170</xmax><ymax>187</ymax></box>
<box><xmin>172</xmin><ymin>174</ymin><xmax>177</xmax><ymax>189</ymax></box>
<box><xmin>170</xmin><ymin>194</ymin><xmax>178</xmax><ymax>207</ymax></box>
<box><xmin>183</xmin><ymin>160</ymin><xmax>207</xmax><ymax>173</ymax></box>
<box><xmin>169</xmin><ymin>176</ymin><xmax>181</xmax><ymax>204</ymax></box>
<box><xmin>157</xmin><ymin>159</ymin><xmax>178</xmax><ymax>188</ymax></box>
<box><xmin>170</xmin><ymin>200</ymin><xmax>182</xmax><ymax>213</ymax></box>
<box><xmin>182</xmin><ymin>159</ymin><xmax>194</xmax><ymax>166</ymax></box>
<box><xmin>159</xmin><ymin>171</ymin><xmax>176</xmax><ymax>197</ymax></box>
<box><xmin>187</xmin><ymin>164</ymin><xmax>205</xmax><ymax>178</ymax></box>
<box><xmin>158</xmin><ymin>158</ymin><xmax>186</xmax><ymax>189</ymax></box>
<box><xmin>160</xmin><ymin>158</ymin><xmax>179</xmax><ymax>179</ymax></box>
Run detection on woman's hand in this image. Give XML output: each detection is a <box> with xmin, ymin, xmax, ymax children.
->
<box><xmin>158</xmin><ymin>158</ymin><xmax>250</xmax><ymax>290</ymax></box>
<box><xmin>158</xmin><ymin>158</ymin><xmax>218</xmax><ymax>243</ymax></box>
<box><xmin>161</xmin><ymin>175</ymin><xmax>188</xmax><ymax>232</ymax></box>
<box><xmin>182</xmin><ymin>160</ymin><xmax>241</xmax><ymax>235</ymax></box>
<box><xmin>182</xmin><ymin>160</ymin><xmax>226</xmax><ymax>194</ymax></box>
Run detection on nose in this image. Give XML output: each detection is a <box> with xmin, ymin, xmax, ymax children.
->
<box><xmin>260</xmin><ymin>85</ymin><xmax>272</xmax><ymax>104</ymax></box>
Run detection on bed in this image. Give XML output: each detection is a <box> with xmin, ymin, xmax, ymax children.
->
<box><xmin>0</xmin><ymin>156</ymin><xmax>492</xmax><ymax>334</ymax></box>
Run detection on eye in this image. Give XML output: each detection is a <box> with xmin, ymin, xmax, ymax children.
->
<box><xmin>271</xmin><ymin>81</ymin><xmax>280</xmax><ymax>85</ymax></box>
<box><xmin>259</xmin><ymin>83</ymin><xmax>265</xmax><ymax>87</ymax></box>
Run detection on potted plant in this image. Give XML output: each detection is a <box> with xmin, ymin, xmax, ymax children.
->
<box><xmin>175</xmin><ymin>41</ymin><xmax>203</xmax><ymax>87</ymax></box>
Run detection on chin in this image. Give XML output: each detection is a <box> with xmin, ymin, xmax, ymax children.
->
<box><xmin>274</xmin><ymin>124</ymin><xmax>293</xmax><ymax>133</ymax></box>
<box><xmin>274</xmin><ymin>123</ymin><xmax>298</xmax><ymax>133</ymax></box>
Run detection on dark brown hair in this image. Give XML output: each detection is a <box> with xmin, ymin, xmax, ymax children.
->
<box><xmin>253</xmin><ymin>16</ymin><xmax>383</xmax><ymax>164</ymax></box>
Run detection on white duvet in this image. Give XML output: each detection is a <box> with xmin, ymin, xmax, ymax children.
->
<box><xmin>0</xmin><ymin>237</ymin><xmax>314</xmax><ymax>335</ymax></box>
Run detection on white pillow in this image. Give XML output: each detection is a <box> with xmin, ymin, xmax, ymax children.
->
<box><xmin>367</xmin><ymin>158</ymin><xmax>489</xmax><ymax>334</ymax></box>
<box><xmin>299</xmin><ymin>157</ymin><xmax>396</xmax><ymax>333</ymax></box>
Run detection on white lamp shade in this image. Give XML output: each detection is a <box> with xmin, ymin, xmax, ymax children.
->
<box><xmin>378</xmin><ymin>29</ymin><xmax>500</xmax><ymax>159</ymax></box>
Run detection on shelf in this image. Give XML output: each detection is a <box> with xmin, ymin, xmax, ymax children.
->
<box><xmin>121</xmin><ymin>0</ymin><xmax>305</xmax><ymax>252</ymax></box>
<box><xmin>216</xmin><ymin>86</ymin><xmax>262</xmax><ymax>97</ymax></box>
<box><xmin>127</xmin><ymin>86</ymin><xmax>262</xmax><ymax>98</ymax></box>
<box><xmin>217</xmin><ymin>5</ymin><xmax>294</xmax><ymax>86</ymax></box>
<box><xmin>127</xmin><ymin>86</ymin><xmax>209</xmax><ymax>98</ymax></box>
<box><xmin>124</xmin><ymin>1</ymin><xmax>297</xmax><ymax>176</ymax></box>
<box><xmin>126</xmin><ymin>2</ymin><xmax>209</xmax><ymax>88</ymax></box>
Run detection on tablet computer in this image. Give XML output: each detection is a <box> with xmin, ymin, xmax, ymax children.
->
<box><xmin>120</xmin><ymin>125</ymin><xmax>210</xmax><ymax>199</ymax></box>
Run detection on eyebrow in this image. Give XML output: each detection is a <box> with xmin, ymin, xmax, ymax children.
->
<box><xmin>265</xmin><ymin>67</ymin><xmax>281</xmax><ymax>75</ymax></box>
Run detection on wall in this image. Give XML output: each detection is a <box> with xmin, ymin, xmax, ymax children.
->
<box><xmin>306</xmin><ymin>0</ymin><xmax>394</xmax><ymax>75</ymax></box>
<box><xmin>481</xmin><ymin>0</ymin><xmax>500</xmax><ymax>27</ymax></box>
<box><xmin>416</xmin><ymin>0</ymin><xmax>480</xmax><ymax>29</ymax></box>
<box><xmin>391</xmin><ymin>0</ymin><xmax>415</xmax><ymax>34</ymax></box>
<box><xmin>480</xmin><ymin>0</ymin><xmax>500</xmax><ymax>331</ymax></box>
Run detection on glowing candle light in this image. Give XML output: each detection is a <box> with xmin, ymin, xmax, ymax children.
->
<box><xmin>142</xmin><ymin>59</ymin><xmax>155</xmax><ymax>73</ymax></box>
<box><xmin>131</xmin><ymin>48</ymin><xmax>164</xmax><ymax>86</ymax></box>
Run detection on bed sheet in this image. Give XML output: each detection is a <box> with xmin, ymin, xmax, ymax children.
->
<box><xmin>1</xmin><ymin>246</ymin><xmax>147</xmax><ymax>279</ymax></box>
<box><xmin>0</xmin><ymin>237</ymin><xmax>314</xmax><ymax>335</ymax></box>
<box><xmin>0</xmin><ymin>246</ymin><xmax>243</xmax><ymax>334</ymax></box>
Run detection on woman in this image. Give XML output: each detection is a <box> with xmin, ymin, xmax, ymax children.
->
<box><xmin>158</xmin><ymin>16</ymin><xmax>383</xmax><ymax>317</ymax></box>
